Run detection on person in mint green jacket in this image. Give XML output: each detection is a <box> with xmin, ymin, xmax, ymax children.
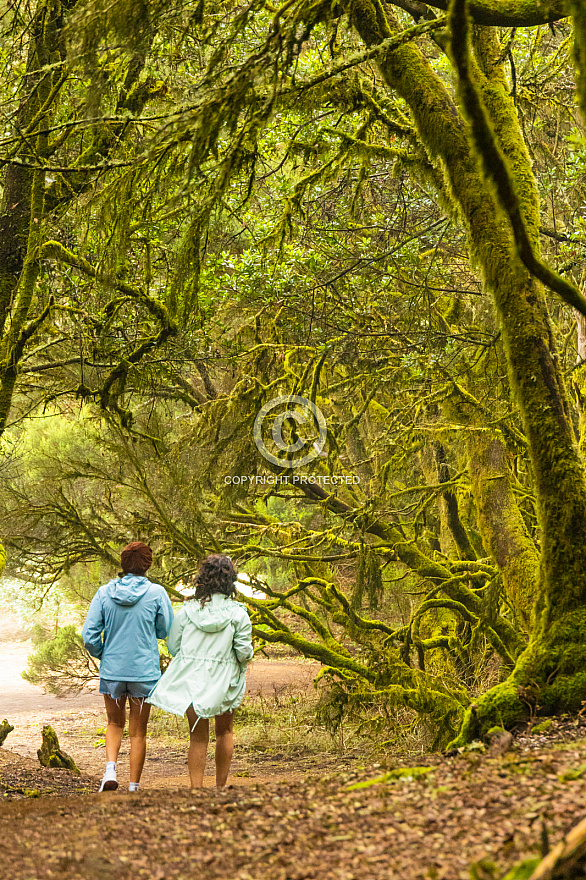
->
<box><xmin>148</xmin><ymin>554</ymin><xmax>253</xmax><ymax>788</ymax></box>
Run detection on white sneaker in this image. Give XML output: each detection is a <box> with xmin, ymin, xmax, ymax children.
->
<box><xmin>99</xmin><ymin>768</ymin><xmax>118</xmax><ymax>792</ymax></box>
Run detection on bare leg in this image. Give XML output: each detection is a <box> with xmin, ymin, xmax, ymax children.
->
<box><xmin>104</xmin><ymin>695</ymin><xmax>126</xmax><ymax>763</ymax></box>
<box><xmin>214</xmin><ymin>711</ymin><xmax>234</xmax><ymax>789</ymax></box>
<box><xmin>186</xmin><ymin>706</ymin><xmax>209</xmax><ymax>789</ymax></box>
<box><xmin>128</xmin><ymin>698</ymin><xmax>151</xmax><ymax>784</ymax></box>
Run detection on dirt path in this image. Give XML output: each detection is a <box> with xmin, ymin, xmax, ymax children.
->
<box><xmin>0</xmin><ymin>641</ymin><xmax>103</xmax><ymax>713</ymax></box>
<box><xmin>0</xmin><ymin>641</ymin><xmax>319</xmax><ymax>713</ymax></box>
<box><xmin>4</xmin><ymin>636</ymin><xmax>586</xmax><ymax>879</ymax></box>
<box><xmin>0</xmin><ymin>638</ymin><xmax>321</xmax><ymax>788</ymax></box>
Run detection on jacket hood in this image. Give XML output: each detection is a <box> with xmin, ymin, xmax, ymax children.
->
<box><xmin>104</xmin><ymin>574</ymin><xmax>151</xmax><ymax>606</ymax></box>
<box><xmin>185</xmin><ymin>593</ymin><xmax>235</xmax><ymax>631</ymax></box>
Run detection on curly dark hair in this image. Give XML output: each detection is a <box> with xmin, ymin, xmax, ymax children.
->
<box><xmin>192</xmin><ymin>554</ymin><xmax>238</xmax><ymax>606</ymax></box>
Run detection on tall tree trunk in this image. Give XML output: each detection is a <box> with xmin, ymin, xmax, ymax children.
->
<box><xmin>346</xmin><ymin>1</ymin><xmax>586</xmax><ymax>737</ymax></box>
<box><xmin>571</xmin><ymin>291</ymin><xmax>586</xmax><ymax>450</ymax></box>
<box><xmin>443</xmin><ymin>386</ymin><xmax>539</xmax><ymax>630</ymax></box>
<box><xmin>0</xmin><ymin>0</ymin><xmax>160</xmax><ymax>438</ymax></box>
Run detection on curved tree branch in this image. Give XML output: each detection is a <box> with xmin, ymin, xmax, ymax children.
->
<box><xmin>397</xmin><ymin>0</ymin><xmax>568</xmax><ymax>26</ymax></box>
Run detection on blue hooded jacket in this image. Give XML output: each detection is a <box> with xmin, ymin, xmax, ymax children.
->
<box><xmin>82</xmin><ymin>574</ymin><xmax>174</xmax><ymax>681</ymax></box>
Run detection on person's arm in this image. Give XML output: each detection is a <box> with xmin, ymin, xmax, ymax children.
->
<box><xmin>166</xmin><ymin>607</ymin><xmax>187</xmax><ymax>657</ymax></box>
<box><xmin>82</xmin><ymin>591</ymin><xmax>105</xmax><ymax>659</ymax></box>
<box><xmin>233</xmin><ymin>605</ymin><xmax>254</xmax><ymax>666</ymax></box>
<box><xmin>155</xmin><ymin>589</ymin><xmax>175</xmax><ymax>640</ymax></box>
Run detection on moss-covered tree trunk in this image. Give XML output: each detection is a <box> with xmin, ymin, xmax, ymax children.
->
<box><xmin>346</xmin><ymin>0</ymin><xmax>586</xmax><ymax>738</ymax></box>
<box><xmin>571</xmin><ymin>299</ymin><xmax>586</xmax><ymax>452</ymax></box>
<box><xmin>0</xmin><ymin>1</ymin><xmax>55</xmax><ymax>430</ymax></box>
<box><xmin>443</xmin><ymin>386</ymin><xmax>539</xmax><ymax>630</ymax></box>
<box><xmin>466</xmin><ymin>433</ymin><xmax>538</xmax><ymax>631</ymax></box>
<box><xmin>435</xmin><ymin>444</ymin><xmax>473</xmax><ymax>559</ymax></box>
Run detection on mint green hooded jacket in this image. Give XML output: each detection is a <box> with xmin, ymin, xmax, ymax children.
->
<box><xmin>147</xmin><ymin>593</ymin><xmax>253</xmax><ymax>719</ymax></box>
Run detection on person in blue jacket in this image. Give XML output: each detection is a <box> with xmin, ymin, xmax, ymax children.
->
<box><xmin>82</xmin><ymin>542</ymin><xmax>174</xmax><ymax>792</ymax></box>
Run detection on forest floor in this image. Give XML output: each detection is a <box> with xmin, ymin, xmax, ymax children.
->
<box><xmin>3</xmin><ymin>710</ymin><xmax>586</xmax><ymax>878</ymax></box>
<box><xmin>3</xmin><ymin>632</ymin><xmax>586</xmax><ymax>878</ymax></box>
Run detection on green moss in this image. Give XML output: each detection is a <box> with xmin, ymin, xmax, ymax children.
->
<box><xmin>570</xmin><ymin>1</ymin><xmax>586</xmax><ymax>122</ymax></box>
<box><xmin>472</xmin><ymin>27</ymin><xmax>540</xmax><ymax>247</ymax></box>
<box><xmin>500</xmin><ymin>858</ymin><xmax>542</xmax><ymax>880</ymax></box>
<box><xmin>540</xmin><ymin>673</ymin><xmax>586</xmax><ymax>714</ymax></box>
<box><xmin>559</xmin><ymin>762</ymin><xmax>586</xmax><ymax>782</ymax></box>
<box><xmin>37</xmin><ymin>725</ymin><xmax>79</xmax><ymax>774</ymax></box>
<box><xmin>485</xmin><ymin>725</ymin><xmax>505</xmax><ymax>738</ymax></box>
<box><xmin>450</xmin><ymin>605</ymin><xmax>586</xmax><ymax>742</ymax></box>
<box><xmin>443</xmin><ymin>387</ymin><xmax>538</xmax><ymax>630</ymax></box>
<box><xmin>447</xmin><ymin>678</ymin><xmax>528</xmax><ymax>749</ymax></box>
<box><xmin>530</xmin><ymin>719</ymin><xmax>553</xmax><ymax>734</ymax></box>
<box><xmin>542</xmin><ymin>608</ymin><xmax>586</xmax><ymax>645</ymax></box>
<box><xmin>348</xmin><ymin>765</ymin><xmax>435</xmax><ymax>789</ymax></box>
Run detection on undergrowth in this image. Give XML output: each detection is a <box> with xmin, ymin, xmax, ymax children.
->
<box><xmin>145</xmin><ymin>686</ymin><xmax>435</xmax><ymax>758</ymax></box>
<box><xmin>146</xmin><ymin>688</ymin><xmax>345</xmax><ymax>754</ymax></box>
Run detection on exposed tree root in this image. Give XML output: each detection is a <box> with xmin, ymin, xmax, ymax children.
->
<box><xmin>37</xmin><ymin>725</ymin><xmax>79</xmax><ymax>774</ymax></box>
<box><xmin>527</xmin><ymin>815</ymin><xmax>586</xmax><ymax>879</ymax></box>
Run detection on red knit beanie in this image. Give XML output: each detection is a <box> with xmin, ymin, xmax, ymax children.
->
<box><xmin>120</xmin><ymin>542</ymin><xmax>152</xmax><ymax>575</ymax></box>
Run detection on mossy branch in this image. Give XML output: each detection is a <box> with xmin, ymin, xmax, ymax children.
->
<box><xmin>419</xmin><ymin>0</ymin><xmax>567</xmax><ymax>26</ymax></box>
<box><xmin>250</xmin><ymin>623</ymin><xmax>377</xmax><ymax>680</ymax></box>
<box><xmin>441</xmin><ymin>381</ymin><xmax>527</xmax><ymax>452</ymax></box>
<box><xmin>325</xmin><ymin>582</ymin><xmax>396</xmax><ymax>635</ymax></box>
<box><xmin>448</xmin><ymin>0</ymin><xmax>586</xmax><ymax>318</ymax></box>
<box><xmin>279</xmin><ymin>14</ymin><xmax>447</xmax><ymax>103</ymax></box>
<box><xmin>248</xmin><ymin>598</ymin><xmax>294</xmax><ymax>633</ymax></box>
<box><xmin>40</xmin><ymin>239</ymin><xmax>178</xmax><ymax>425</ymax></box>
<box><xmin>292</xmin><ymin>479</ymin><xmax>523</xmax><ymax>656</ymax></box>
<box><xmin>40</xmin><ymin>240</ymin><xmax>177</xmax><ymax>330</ymax></box>
<box><xmin>324</xmin><ymin>128</ymin><xmax>417</xmax><ymax>162</ymax></box>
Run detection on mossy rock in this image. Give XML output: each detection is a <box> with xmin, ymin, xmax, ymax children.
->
<box><xmin>0</xmin><ymin>719</ymin><xmax>14</xmax><ymax>747</ymax></box>
<box><xmin>485</xmin><ymin>726</ymin><xmax>505</xmax><ymax>739</ymax></box>
<box><xmin>37</xmin><ymin>725</ymin><xmax>79</xmax><ymax>774</ymax></box>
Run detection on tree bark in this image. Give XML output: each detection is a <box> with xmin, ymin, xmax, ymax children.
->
<box><xmin>434</xmin><ymin>442</ymin><xmax>477</xmax><ymax>562</ymax></box>
<box><xmin>571</xmin><ymin>297</ymin><xmax>586</xmax><ymax>451</ymax></box>
<box><xmin>347</xmin><ymin>0</ymin><xmax>586</xmax><ymax>736</ymax></box>
<box><xmin>442</xmin><ymin>387</ymin><xmax>539</xmax><ymax>631</ymax></box>
<box><xmin>392</xmin><ymin>0</ymin><xmax>568</xmax><ymax>27</ymax></box>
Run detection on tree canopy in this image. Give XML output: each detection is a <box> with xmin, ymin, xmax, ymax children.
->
<box><xmin>2</xmin><ymin>0</ymin><xmax>586</xmax><ymax>746</ymax></box>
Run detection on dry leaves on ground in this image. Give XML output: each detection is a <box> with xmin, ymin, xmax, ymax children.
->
<box><xmin>2</xmin><ymin>718</ymin><xmax>586</xmax><ymax>879</ymax></box>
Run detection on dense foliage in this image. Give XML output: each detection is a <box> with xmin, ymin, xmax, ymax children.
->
<box><xmin>2</xmin><ymin>0</ymin><xmax>586</xmax><ymax>746</ymax></box>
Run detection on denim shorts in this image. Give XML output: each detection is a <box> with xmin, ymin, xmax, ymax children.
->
<box><xmin>99</xmin><ymin>679</ymin><xmax>159</xmax><ymax>699</ymax></box>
